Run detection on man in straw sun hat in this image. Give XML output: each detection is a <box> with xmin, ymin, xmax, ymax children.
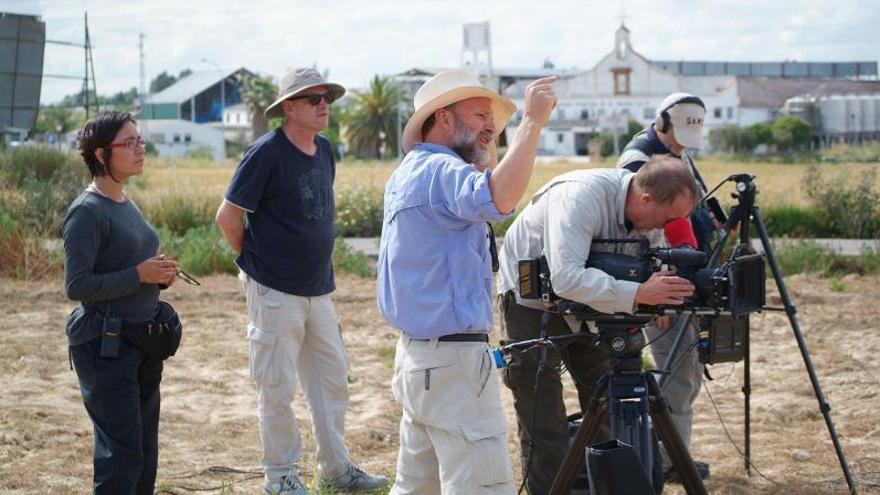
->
<box><xmin>378</xmin><ymin>69</ymin><xmax>558</xmax><ymax>494</ymax></box>
<box><xmin>216</xmin><ymin>67</ymin><xmax>388</xmax><ymax>495</ymax></box>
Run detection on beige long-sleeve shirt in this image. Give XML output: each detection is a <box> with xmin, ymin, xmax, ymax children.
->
<box><xmin>497</xmin><ymin>168</ymin><xmax>664</xmax><ymax>321</ymax></box>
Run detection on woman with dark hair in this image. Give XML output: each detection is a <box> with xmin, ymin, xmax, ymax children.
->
<box><xmin>63</xmin><ymin>111</ymin><xmax>179</xmax><ymax>494</ymax></box>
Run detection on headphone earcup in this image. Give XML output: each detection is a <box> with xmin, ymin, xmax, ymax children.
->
<box><xmin>659</xmin><ymin>111</ymin><xmax>670</xmax><ymax>134</ymax></box>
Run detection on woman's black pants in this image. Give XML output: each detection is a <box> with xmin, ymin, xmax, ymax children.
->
<box><xmin>70</xmin><ymin>337</ymin><xmax>163</xmax><ymax>495</ymax></box>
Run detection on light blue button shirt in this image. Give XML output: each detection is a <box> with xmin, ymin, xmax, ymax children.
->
<box><xmin>377</xmin><ymin>143</ymin><xmax>509</xmax><ymax>339</ymax></box>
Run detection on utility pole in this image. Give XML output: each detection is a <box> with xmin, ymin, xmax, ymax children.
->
<box><xmin>139</xmin><ymin>33</ymin><xmax>148</xmax><ymax>137</ymax></box>
<box><xmin>81</xmin><ymin>12</ymin><xmax>98</xmax><ymax>119</ymax></box>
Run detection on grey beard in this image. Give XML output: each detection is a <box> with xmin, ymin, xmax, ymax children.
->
<box><xmin>450</xmin><ymin>125</ymin><xmax>490</xmax><ymax>167</ymax></box>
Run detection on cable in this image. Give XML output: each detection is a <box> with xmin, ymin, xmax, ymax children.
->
<box><xmin>517</xmin><ymin>343</ymin><xmax>547</xmax><ymax>495</ymax></box>
<box><xmin>701</xmin><ymin>381</ymin><xmax>876</xmax><ymax>492</ymax></box>
<box><xmin>154</xmin><ymin>465</ymin><xmax>267</xmax><ymax>494</ymax></box>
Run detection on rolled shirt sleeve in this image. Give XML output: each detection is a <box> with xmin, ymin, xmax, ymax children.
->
<box><xmin>427</xmin><ymin>156</ymin><xmax>507</xmax><ymax>226</ymax></box>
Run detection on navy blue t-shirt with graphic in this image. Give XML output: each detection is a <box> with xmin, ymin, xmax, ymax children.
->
<box><xmin>225</xmin><ymin>128</ymin><xmax>336</xmax><ymax>296</ymax></box>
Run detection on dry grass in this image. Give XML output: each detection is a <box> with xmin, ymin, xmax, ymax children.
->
<box><xmin>137</xmin><ymin>157</ymin><xmax>879</xmax><ymax>213</ymax></box>
<box><xmin>2</xmin><ymin>273</ymin><xmax>880</xmax><ymax>493</ymax></box>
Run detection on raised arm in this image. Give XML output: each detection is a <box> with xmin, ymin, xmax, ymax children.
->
<box><xmin>488</xmin><ymin>76</ymin><xmax>558</xmax><ymax>214</ymax></box>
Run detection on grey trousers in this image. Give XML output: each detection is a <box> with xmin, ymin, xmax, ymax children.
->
<box><xmin>499</xmin><ymin>292</ymin><xmax>609</xmax><ymax>495</ymax></box>
<box><xmin>644</xmin><ymin>315</ymin><xmax>703</xmax><ymax>468</ymax></box>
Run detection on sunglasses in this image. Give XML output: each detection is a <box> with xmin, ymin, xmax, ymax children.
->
<box><xmin>108</xmin><ymin>137</ymin><xmax>147</xmax><ymax>151</ymax></box>
<box><xmin>287</xmin><ymin>92</ymin><xmax>337</xmax><ymax>106</ymax></box>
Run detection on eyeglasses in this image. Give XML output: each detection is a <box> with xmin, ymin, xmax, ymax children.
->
<box><xmin>287</xmin><ymin>92</ymin><xmax>336</xmax><ymax>106</ymax></box>
<box><xmin>108</xmin><ymin>137</ymin><xmax>147</xmax><ymax>151</ymax></box>
<box><xmin>176</xmin><ymin>269</ymin><xmax>201</xmax><ymax>286</ymax></box>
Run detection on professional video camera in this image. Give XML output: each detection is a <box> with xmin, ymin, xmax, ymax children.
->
<box><xmin>517</xmin><ymin>238</ymin><xmax>765</xmax><ymax>319</ymax></box>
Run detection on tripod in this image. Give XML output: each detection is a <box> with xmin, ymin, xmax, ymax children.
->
<box><xmin>543</xmin><ymin>314</ymin><xmax>707</xmax><ymax>495</ymax></box>
<box><xmin>652</xmin><ymin>174</ymin><xmax>858</xmax><ymax>494</ymax></box>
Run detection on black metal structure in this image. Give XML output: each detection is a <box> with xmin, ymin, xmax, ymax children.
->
<box><xmin>653</xmin><ymin>174</ymin><xmax>858</xmax><ymax>494</ymax></box>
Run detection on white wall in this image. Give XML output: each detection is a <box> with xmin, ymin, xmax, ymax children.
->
<box><xmin>142</xmin><ymin>119</ymin><xmax>225</xmax><ymax>161</ymax></box>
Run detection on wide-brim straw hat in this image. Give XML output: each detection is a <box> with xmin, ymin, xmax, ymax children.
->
<box><xmin>401</xmin><ymin>69</ymin><xmax>516</xmax><ymax>153</ymax></box>
<box><xmin>265</xmin><ymin>67</ymin><xmax>346</xmax><ymax>119</ymax></box>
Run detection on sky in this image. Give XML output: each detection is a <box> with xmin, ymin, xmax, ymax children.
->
<box><xmin>5</xmin><ymin>0</ymin><xmax>880</xmax><ymax>105</ymax></box>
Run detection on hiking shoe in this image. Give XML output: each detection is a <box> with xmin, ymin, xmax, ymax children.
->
<box><xmin>665</xmin><ymin>460</ymin><xmax>711</xmax><ymax>483</ymax></box>
<box><xmin>264</xmin><ymin>474</ymin><xmax>312</xmax><ymax>495</ymax></box>
<box><xmin>319</xmin><ymin>464</ymin><xmax>389</xmax><ymax>493</ymax></box>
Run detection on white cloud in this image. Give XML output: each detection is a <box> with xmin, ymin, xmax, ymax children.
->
<box><xmin>4</xmin><ymin>0</ymin><xmax>878</xmax><ymax>103</ymax></box>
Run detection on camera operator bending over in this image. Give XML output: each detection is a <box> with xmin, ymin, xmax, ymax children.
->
<box><xmin>496</xmin><ymin>155</ymin><xmax>697</xmax><ymax>495</ymax></box>
<box><xmin>617</xmin><ymin>92</ymin><xmax>715</xmax><ymax>482</ymax></box>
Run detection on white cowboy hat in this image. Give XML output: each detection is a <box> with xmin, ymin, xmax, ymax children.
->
<box><xmin>401</xmin><ymin>69</ymin><xmax>516</xmax><ymax>153</ymax></box>
<box><xmin>264</xmin><ymin>67</ymin><xmax>346</xmax><ymax>119</ymax></box>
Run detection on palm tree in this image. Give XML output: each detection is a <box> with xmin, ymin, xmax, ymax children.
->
<box><xmin>240</xmin><ymin>75</ymin><xmax>277</xmax><ymax>137</ymax></box>
<box><xmin>344</xmin><ymin>75</ymin><xmax>405</xmax><ymax>160</ymax></box>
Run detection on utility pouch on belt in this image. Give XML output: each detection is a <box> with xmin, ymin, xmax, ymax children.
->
<box><xmin>100</xmin><ymin>316</ymin><xmax>122</xmax><ymax>358</ymax></box>
<box><xmin>119</xmin><ymin>301</ymin><xmax>182</xmax><ymax>360</ymax></box>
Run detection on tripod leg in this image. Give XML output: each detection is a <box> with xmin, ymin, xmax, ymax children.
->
<box><xmin>744</xmin><ymin>317</ymin><xmax>751</xmax><ymax>475</ymax></box>
<box><xmin>753</xmin><ymin>209</ymin><xmax>858</xmax><ymax>494</ymax></box>
<box><xmin>647</xmin><ymin>374</ymin><xmax>708</xmax><ymax>495</ymax></box>
<box><xmin>549</xmin><ymin>379</ymin><xmax>609</xmax><ymax>495</ymax></box>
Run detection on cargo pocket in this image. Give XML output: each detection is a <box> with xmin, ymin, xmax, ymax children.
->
<box><xmin>247</xmin><ymin>324</ymin><xmax>280</xmax><ymax>385</ymax></box>
<box><xmin>461</xmin><ymin>421</ymin><xmax>514</xmax><ymax>487</ymax></box>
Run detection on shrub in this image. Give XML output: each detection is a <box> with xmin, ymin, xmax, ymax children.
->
<box><xmin>0</xmin><ymin>212</ymin><xmax>62</xmax><ymax>279</ymax></box>
<box><xmin>774</xmin><ymin>240</ymin><xmax>880</xmax><ymax>277</ymax></box>
<box><xmin>174</xmin><ymin>225</ymin><xmax>237</xmax><ymax>276</ymax></box>
<box><xmin>745</xmin><ymin>122</ymin><xmax>773</xmax><ymax>146</ymax></box>
<box><xmin>774</xmin><ymin>240</ymin><xmax>836</xmax><ymax>276</ymax></box>
<box><xmin>335</xmin><ymin>184</ymin><xmax>383</xmax><ymax>237</ymax></box>
<box><xmin>333</xmin><ymin>236</ymin><xmax>372</xmax><ymax>278</ymax></box>
<box><xmin>771</xmin><ymin>116</ymin><xmax>811</xmax><ymax>151</ymax></box>
<box><xmin>709</xmin><ymin>124</ymin><xmax>756</xmax><ymax>153</ymax></box>
<box><xmin>803</xmin><ymin>165</ymin><xmax>879</xmax><ymax>238</ymax></box>
<box><xmin>490</xmin><ymin>213</ymin><xmax>519</xmax><ymax>238</ymax></box>
<box><xmin>760</xmin><ymin>204</ymin><xmax>834</xmax><ymax>238</ymax></box>
<box><xmin>185</xmin><ymin>145</ymin><xmax>216</xmax><ymax>160</ymax></box>
<box><xmin>592</xmin><ymin>118</ymin><xmax>643</xmax><ymax>157</ymax></box>
<box><xmin>0</xmin><ymin>145</ymin><xmax>86</xmax><ymax>187</ymax></box>
<box><xmin>0</xmin><ymin>146</ymin><xmax>89</xmax><ymax>237</ymax></box>
<box><xmin>139</xmin><ymin>192</ymin><xmax>217</xmax><ymax>235</ymax></box>
<box><xmin>820</xmin><ymin>142</ymin><xmax>880</xmax><ymax>164</ymax></box>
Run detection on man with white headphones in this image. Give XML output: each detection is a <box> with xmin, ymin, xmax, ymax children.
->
<box><xmin>617</xmin><ymin>92</ymin><xmax>716</xmax><ymax>483</ymax></box>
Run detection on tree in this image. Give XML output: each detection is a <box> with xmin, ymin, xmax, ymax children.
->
<box><xmin>771</xmin><ymin>115</ymin><xmax>812</xmax><ymax>151</ymax></box>
<box><xmin>323</xmin><ymin>103</ymin><xmax>345</xmax><ymax>159</ymax></box>
<box><xmin>149</xmin><ymin>68</ymin><xmax>192</xmax><ymax>94</ymax></box>
<box><xmin>593</xmin><ymin>118</ymin><xmax>643</xmax><ymax>157</ymax></box>
<box><xmin>240</xmin><ymin>75</ymin><xmax>277</xmax><ymax>137</ymax></box>
<box><xmin>745</xmin><ymin>122</ymin><xmax>773</xmax><ymax>146</ymax></box>
<box><xmin>149</xmin><ymin>71</ymin><xmax>177</xmax><ymax>93</ymax></box>
<box><xmin>709</xmin><ymin>124</ymin><xmax>756</xmax><ymax>153</ymax></box>
<box><xmin>32</xmin><ymin>106</ymin><xmax>83</xmax><ymax>137</ymax></box>
<box><xmin>344</xmin><ymin>75</ymin><xmax>404</xmax><ymax>159</ymax></box>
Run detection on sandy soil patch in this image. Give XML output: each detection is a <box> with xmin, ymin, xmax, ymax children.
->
<box><xmin>1</xmin><ymin>273</ymin><xmax>878</xmax><ymax>494</ymax></box>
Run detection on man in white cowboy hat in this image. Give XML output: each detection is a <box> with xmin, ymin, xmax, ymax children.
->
<box><xmin>617</xmin><ymin>92</ymin><xmax>714</xmax><ymax>483</ymax></box>
<box><xmin>377</xmin><ymin>68</ymin><xmax>558</xmax><ymax>494</ymax></box>
<box><xmin>216</xmin><ymin>67</ymin><xmax>388</xmax><ymax>495</ymax></box>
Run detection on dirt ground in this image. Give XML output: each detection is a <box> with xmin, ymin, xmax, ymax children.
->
<box><xmin>1</xmin><ymin>273</ymin><xmax>879</xmax><ymax>494</ymax></box>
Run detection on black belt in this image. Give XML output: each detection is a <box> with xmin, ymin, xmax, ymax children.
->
<box><xmin>412</xmin><ymin>333</ymin><xmax>489</xmax><ymax>343</ymax></box>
